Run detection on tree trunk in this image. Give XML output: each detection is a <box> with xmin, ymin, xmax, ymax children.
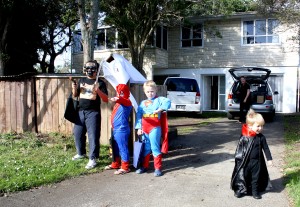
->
<box><xmin>48</xmin><ymin>55</ymin><xmax>56</xmax><ymax>73</ymax></box>
<box><xmin>77</xmin><ymin>0</ymin><xmax>99</xmax><ymax>65</ymax></box>
<box><xmin>81</xmin><ymin>31</ymin><xmax>94</xmax><ymax>63</ymax></box>
<box><xmin>0</xmin><ymin>15</ymin><xmax>11</xmax><ymax>76</ymax></box>
<box><xmin>129</xmin><ymin>31</ymin><xmax>148</xmax><ymax>79</ymax></box>
<box><xmin>0</xmin><ymin>58</ymin><xmax>4</xmax><ymax>76</ymax></box>
<box><xmin>131</xmin><ymin>47</ymin><xmax>147</xmax><ymax>79</ymax></box>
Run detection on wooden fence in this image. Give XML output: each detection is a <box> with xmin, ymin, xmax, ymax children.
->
<box><xmin>0</xmin><ymin>74</ymin><xmax>166</xmax><ymax>145</ymax></box>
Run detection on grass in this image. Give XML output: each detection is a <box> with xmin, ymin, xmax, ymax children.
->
<box><xmin>168</xmin><ymin>111</ymin><xmax>227</xmax><ymax>119</ymax></box>
<box><xmin>0</xmin><ymin>132</ymin><xmax>110</xmax><ymax>195</ymax></box>
<box><xmin>169</xmin><ymin>111</ymin><xmax>227</xmax><ymax>135</ymax></box>
<box><xmin>283</xmin><ymin>115</ymin><xmax>300</xmax><ymax>207</ymax></box>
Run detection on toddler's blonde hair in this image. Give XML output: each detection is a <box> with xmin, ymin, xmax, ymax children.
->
<box><xmin>246</xmin><ymin>108</ymin><xmax>265</xmax><ymax>126</ymax></box>
<box><xmin>143</xmin><ymin>80</ymin><xmax>157</xmax><ymax>90</ymax></box>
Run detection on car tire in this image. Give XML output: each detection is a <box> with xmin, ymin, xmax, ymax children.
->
<box><xmin>227</xmin><ymin>112</ymin><xmax>234</xmax><ymax>119</ymax></box>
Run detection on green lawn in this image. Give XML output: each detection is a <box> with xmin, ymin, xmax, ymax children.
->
<box><xmin>283</xmin><ymin>115</ymin><xmax>300</xmax><ymax>207</ymax></box>
<box><xmin>0</xmin><ymin>132</ymin><xmax>110</xmax><ymax>195</ymax></box>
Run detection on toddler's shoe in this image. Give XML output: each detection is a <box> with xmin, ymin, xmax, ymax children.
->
<box><xmin>234</xmin><ymin>191</ymin><xmax>242</xmax><ymax>198</ymax></box>
<box><xmin>154</xmin><ymin>169</ymin><xmax>162</xmax><ymax>177</ymax></box>
<box><xmin>252</xmin><ymin>193</ymin><xmax>262</xmax><ymax>199</ymax></box>
<box><xmin>85</xmin><ymin>159</ymin><xmax>97</xmax><ymax>169</ymax></box>
<box><xmin>136</xmin><ymin>167</ymin><xmax>147</xmax><ymax>174</ymax></box>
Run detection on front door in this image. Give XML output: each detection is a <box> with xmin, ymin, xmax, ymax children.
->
<box><xmin>203</xmin><ymin>75</ymin><xmax>226</xmax><ymax>111</ymax></box>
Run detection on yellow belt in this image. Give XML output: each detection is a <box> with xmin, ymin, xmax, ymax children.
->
<box><xmin>143</xmin><ymin>114</ymin><xmax>158</xmax><ymax>118</ymax></box>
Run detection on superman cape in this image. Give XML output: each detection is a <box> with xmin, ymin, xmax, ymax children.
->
<box><xmin>161</xmin><ymin>112</ymin><xmax>168</xmax><ymax>154</ymax></box>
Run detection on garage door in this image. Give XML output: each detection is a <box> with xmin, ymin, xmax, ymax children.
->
<box><xmin>268</xmin><ymin>75</ymin><xmax>283</xmax><ymax>112</ymax></box>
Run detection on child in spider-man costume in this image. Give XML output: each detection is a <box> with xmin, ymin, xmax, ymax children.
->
<box><xmin>135</xmin><ymin>80</ymin><xmax>171</xmax><ymax>177</ymax></box>
<box><xmin>105</xmin><ymin>84</ymin><xmax>132</xmax><ymax>175</ymax></box>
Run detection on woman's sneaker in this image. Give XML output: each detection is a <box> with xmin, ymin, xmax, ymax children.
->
<box><xmin>85</xmin><ymin>159</ymin><xmax>97</xmax><ymax>169</ymax></box>
<box><xmin>72</xmin><ymin>154</ymin><xmax>86</xmax><ymax>161</ymax></box>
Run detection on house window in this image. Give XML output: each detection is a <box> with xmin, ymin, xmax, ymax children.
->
<box><xmin>72</xmin><ymin>33</ymin><xmax>83</xmax><ymax>53</ymax></box>
<box><xmin>72</xmin><ymin>27</ymin><xmax>128</xmax><ymax>53</ymax></box>
<box><xmin>181</xmin><ymin>24</ymin><xmax>203</xmax><ymax>47</ymax></box>
<box><xmin>94</xmin><ymin>28</ymin><xmax>128</xmax><ymax>50</ymax></box>
<box><xmin>155</xmin><ymin>26</ymin><xmax>168</xmax><ymax>50</ymax></box>
<box><xmin>242</xmin><ymin>19</ymin><xmax>279</xmax><ymax>45</ymax></box>
<box><xmin>147</xmin><ymin>26</ymin><xmax>168</xmax><ymax>50</ymax></box>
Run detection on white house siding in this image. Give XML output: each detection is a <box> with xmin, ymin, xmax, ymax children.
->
<box><xmin>71</xmin><ymin>14</ymin><xmax>300</xmax><ymax>113</ymax></box>
<box><xmin>153</xmin><ymin>18</ymin><xmax>300</xmax><ymax>113</ymax></box>
<box><xmin>165</xmin><ymin>19</ymin><xmax>299</xmax><ymax>68</ymax></box>
<box><xmin>143</xmin><ymin>48</ymin><xmax>168</xmax><ymax>79</ymax></box>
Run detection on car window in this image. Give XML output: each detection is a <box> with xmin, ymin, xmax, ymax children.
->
<box><xmin>232</xmin><ymin>82</ymin><xmax>240</xmax><ymax>94</ymax></box>
<box><xmin>166</xmin><ymin>78</ymin><xmax>199</xmax><ymax>92</ymax></box>
<box><xmin>250</xmin><ymin>83</ymin><xmax>268</xmax><ymax>93</ymax></box>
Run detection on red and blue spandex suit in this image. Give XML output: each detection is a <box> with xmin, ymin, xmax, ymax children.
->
<box><xmin>110</xmin><ymin>84</ymin><xmax>132</xmax><ymax>171</ymax></box>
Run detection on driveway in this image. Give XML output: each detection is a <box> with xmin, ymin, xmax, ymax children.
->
<box><xmin>0</xmin><ymin>114</ymin><xmax>290</xmax><ymax>207</ymax></box>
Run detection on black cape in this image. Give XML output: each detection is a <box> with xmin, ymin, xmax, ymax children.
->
<box><xmin>230</xmin><ymin>124</ymin><xmax>272</xmax><ymax>194</ymax></box>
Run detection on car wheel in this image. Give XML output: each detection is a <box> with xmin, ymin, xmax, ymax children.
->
<box><xmin>227</xmin><ymin>112</ymin><xmax>234</xmax><ymax>119</ymax></box>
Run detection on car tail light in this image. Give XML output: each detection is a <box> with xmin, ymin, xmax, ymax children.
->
<box><xmin>228</xmin><ymin>94</ymin><xmax>233</xmax><ymax>99</ymax></box>
<box><xmin>195</xmin><ymin>92</ymin><xmax>200</xmax><ymax>104</ymax></box>
<box><xmin>266</xmin><ymin>95</ymin><xmax>272</xmax><ymax>100</ymax></box>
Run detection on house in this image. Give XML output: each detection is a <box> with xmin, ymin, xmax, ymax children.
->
<box><xmin>71</xmin><ymin>12</ymin><xmax>300</xmax><ymax>113</ymax></box>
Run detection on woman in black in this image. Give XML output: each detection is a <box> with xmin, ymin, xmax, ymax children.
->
<box><xmin>236</xmin><ymin>76</ymin><xmax>250</xmax><ymax>123</ymax></box>
<box><xmin>71</xmin><ymin>60</ymin><xmax>108</xmax><ymax>169</ymax></box>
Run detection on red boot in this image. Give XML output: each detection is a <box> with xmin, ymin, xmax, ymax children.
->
<box><xmin>136</xmin><ymin>154</ymin><xmax>151</xmax><ymax>174</ymax></box>
<box><xmin>154</xmin><ymin>154</ymin><xmax>162</xmax><ymax>177</ymax></box>
<box><xmin>105</xmin><ymin>156</ymin><xmax>121</xmax><ymax>170</ymax></box>
<box><xmin>114</xmin><ymin>161</ymin><xmax>130</xmax><ymax>175</ymax></box>
<box><xmin>143</xmin><ymin>153</ymin><xmax>151</xmax><ymax>169</ymax></box>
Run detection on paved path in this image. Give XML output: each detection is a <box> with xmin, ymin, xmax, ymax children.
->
<box><xmin>0</xmin><ymin>115</ymin><xmax>290</xmax><ymax>207</ymax></box>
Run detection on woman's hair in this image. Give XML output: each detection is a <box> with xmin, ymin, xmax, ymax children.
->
<box><xmin>143</xmin><ymin>80</ymin><xmax>157</xmax><ymax>90</ymax></box>
<box><xmin>246</xmin><ymin>108</ymin><xmax>265</xmax><ymax>126</ymax></box>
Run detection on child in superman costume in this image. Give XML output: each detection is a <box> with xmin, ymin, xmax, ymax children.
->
<box><xmin>231</xmin><ymin>109</ymin><xmax>273</xmax><ymax>199</ymax></box>
<box><xmin>105</xmin><ymin>84</ymin><xmax>133</xmax><ymax>175</ymax></box>
<box><xmin>135</xmin><ymin>80</ymin><xmax>171</xmax><ymax>177</ymax></box>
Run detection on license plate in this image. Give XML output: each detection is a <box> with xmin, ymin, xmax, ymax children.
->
<box><xmin>176</xmin><ymin>105</ymin><xmax>186</xmax><ymax>110</ymax></box>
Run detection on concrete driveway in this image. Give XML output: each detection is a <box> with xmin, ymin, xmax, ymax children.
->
<box><xmin>0</xmin><ymin>114</ymin><xmax>290</xmax><ymax>207</ymax></box>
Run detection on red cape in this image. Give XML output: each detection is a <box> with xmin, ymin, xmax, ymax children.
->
<box><xmin>161</xmin><ymin>112</ymin><xmax>168</xmax><ymax>154</ymax></box>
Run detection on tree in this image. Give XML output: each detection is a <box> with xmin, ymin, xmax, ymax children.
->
<box><xmin>255</xmin><ymin>0</ymin><xmax>300</xmax><ymax>23</ymax></box>
<box><xmin>100</xmin><ymin>0</ymin><xmax>255</xmax><ymax>79</ymax></box>
<box><xmin>38</xmin><ymin>0</ymin><xmax>78</xmax><ymax>73</ymax></box>
<box><xmin>100</xmin><ymin>0</ymin><xmax>190</xmax><ymax>78</ymax></box>
<box><xmin>188</xmin><ymin>0</ymin><xmax>255</xmax><ymax>15</ymax></box>
<box><xmin>0</xmin><ymin>0</ymin><xmax>46</xmax><ymax>76</ymax></box>
<box><xmin>77</xmin><ymin>0</ymin><xmax>100</xmax><ymax>64</ymax></box>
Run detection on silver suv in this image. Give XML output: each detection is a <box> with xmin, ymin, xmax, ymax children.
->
<box><xmin>227</xmin><ymin>67</ymin><xmax>278</xmax><ymax>121</ymax></box>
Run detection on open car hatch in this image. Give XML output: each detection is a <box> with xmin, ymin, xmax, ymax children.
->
<box><xmin>229</xmin><ymin>67</ymin><xmax>271</xmax><ymax>81</ymax></box>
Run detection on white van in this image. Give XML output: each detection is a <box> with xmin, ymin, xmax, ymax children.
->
<box><xmin>163</xmin><ymin>77</ymin><xmax>201</xmax><ymax>113</ymax></box>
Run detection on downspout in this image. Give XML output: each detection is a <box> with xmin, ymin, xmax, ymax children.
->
<box><xmin>297</xmin><ymin>66</ymin><xmax>300</xmax><ymax>112</ymax></box>
<box><xmin>297</xmin><ymin>28</ymin><xmax>300</xmax><ymax>112</ymax></box>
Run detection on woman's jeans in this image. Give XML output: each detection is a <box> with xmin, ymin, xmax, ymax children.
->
<box><xmin>73</xmin><ymin>110</ymin><xmax>101</xmax><ymax>160</ymax></box>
